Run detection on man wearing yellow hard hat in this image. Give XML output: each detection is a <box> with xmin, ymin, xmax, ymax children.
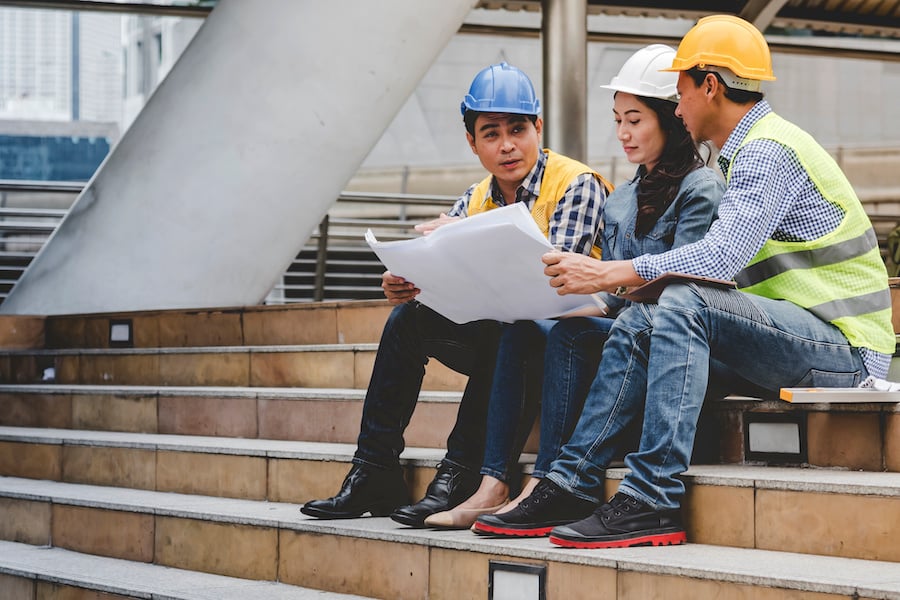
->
<box><xmin>481</xmin><ymin>15</ymin><xmax>894</xmax><ymax>549</ymax></box>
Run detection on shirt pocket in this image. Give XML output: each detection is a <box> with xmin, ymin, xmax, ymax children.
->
<box><xmin>639</xmin><ymin>215</ymin><xmax>677</xmax><ymax>255</ymax></box>
<box><xmin>794</xmin><ymin>368</ymin><xmax>861</xmax><ymax>388</ymax></box>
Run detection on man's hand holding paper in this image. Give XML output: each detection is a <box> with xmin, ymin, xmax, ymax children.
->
<box><xmin>414</xmin><ymin>213</ymin><xmax>462</xmax><ymax>236</ymax></box>
<box><xmin>381</xmin><ymin>271</ymin><xmax>420</xmax><ymax>305</ymax></box>
<box><xmin>543</xmin><ymin>254</ymin><xmax>645</xmax><ymax>296</ymax></box>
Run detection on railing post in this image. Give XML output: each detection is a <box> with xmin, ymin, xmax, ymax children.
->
<box><xmin>313</xmin><ymin>214</ymin><xmax>329</xmax><ymax>302</ymax></box>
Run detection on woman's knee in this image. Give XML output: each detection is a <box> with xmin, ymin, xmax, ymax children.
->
<box><xmin>548</xmin><ymin>317</ymin><xmax>611</xmax><ymax>351</ymax></box>
<box><xmin>500</xmin><ymin>320</ymin><xmax>546</xmax><ymax>347</ymax></box>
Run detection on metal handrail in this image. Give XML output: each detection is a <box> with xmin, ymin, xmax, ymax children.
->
<box><xmin>0</xmin><ymin>207</ymin><xmax>69</xmax><ymax>218</ymax></box>
<box><xmin>0</xmin><ymin>180</ymin><xmax>459</xmax><ymax>202</ymax></box>
<box><xmin>338</xmin><ymin>190</ymin><xmax>457</xmax><ymax>206</ymax></box>
<box><xmin>0</xmin><ymin>222</ymin><xmax>58</xmax><ymax>234</ymax></box>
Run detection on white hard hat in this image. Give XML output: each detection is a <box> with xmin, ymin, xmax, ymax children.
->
<box><xmin>601</xmin><ymin>44</ymin><xmax>679</xmax><ymax>102</ymax></box>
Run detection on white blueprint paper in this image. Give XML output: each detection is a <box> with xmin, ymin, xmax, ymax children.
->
<box><xmin>365</xmin><ymin>203</ymin><xmax>603</xmax><ymax>324</ymax></box>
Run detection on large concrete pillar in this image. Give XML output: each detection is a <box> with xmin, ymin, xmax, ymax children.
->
<box><xmin>541</xmin><ymin>0</ymin><xmax>588</xmax><ymax>162</ymax></box>
<box><xmin>1</xmin><ymin>0</ymin><xmax>477</xmax><ymax>315</ymax></box>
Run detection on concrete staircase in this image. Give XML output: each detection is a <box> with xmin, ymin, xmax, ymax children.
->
<box><xmin>1</xmin><ymin>302</ymin><xmax>899</xmax><ymax>599</ymax></box>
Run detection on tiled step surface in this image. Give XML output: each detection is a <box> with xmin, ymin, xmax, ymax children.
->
<box><xmin>2</xmin><ymin>477</ymin><xmax>899</xmax><ymax>600</ymax></box>
<box><xmin>705</xmin><ymin>395</ymin><xmax>900</xmax><ymax>472</ymax></box>
<box><xmin>0</xmin><ymin>384</ymin><xmax>474</xmax><ymax>450</ymax></box>
<box><xmin>0</xmin><ymin>540</ymin><xmax>375</xmax><ymax>599</ymax></box>
<box><xmin>0</xmin><ymin>344</ymin><xmax>466</xmax><ymax>390</ymax></box>
<box><xmin>1</xmin><ymin>384</ymin><xmax>897</xmax><ymax>472</ymax></box>
<box><xmin>29</xmin><ymin>286</ymin><xmax>900</xmax><ymax>351</ymax></box>
<box><xmin>0</xmin><ymin>426</ymin><xmax>483</xmax><ymax>507</ymax></box>
<box><xmin>1</xmin><ymin>427</ymin><xmax>898</xmax><ymax>563</ymax></box>
<box><xmin>42</xmin><ymin>301</ymin><xmax>393</xmax><ymax>349</ymax></box>
<box><xmin>0</xmin><ymin>315</ymin><xmax>43</xmax><ymax>350</ymax></box>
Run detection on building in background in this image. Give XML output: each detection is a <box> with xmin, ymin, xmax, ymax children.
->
<box><xmin>0</xmin><ymin>5</ymin><xmax>899</xmax><ymax>187</ymax></box>
<box><xmin>0</xmin><ymin>7</ymin><xmax>121</xmax><ymax>180</ymax></box>
<box><xmin>121</xmin><ymin>13</ymin><xmax>202</xmax><ymax>128</ymax></box>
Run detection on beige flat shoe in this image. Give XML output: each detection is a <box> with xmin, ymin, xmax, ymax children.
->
<box><xmin>424</xmin><ymin>501</ymin><xmax>509</xmax><ymax>529</ymax></box>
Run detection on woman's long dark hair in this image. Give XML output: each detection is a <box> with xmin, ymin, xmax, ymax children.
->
<box><xmin>633</xmin><ymin>95</ymin><xmax>704</xmax><ymax>236</ymax></box>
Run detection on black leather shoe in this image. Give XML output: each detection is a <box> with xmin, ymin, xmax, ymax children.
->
<box><xmin>300</xmin><ymin>464</ymin><xmax>409</xmax><ymax>519</ymax></box>
<box><xmin>389</xmin><ymin>461</ymin><xmax>480</xmax><ymax>527</ymax></box>
<box><xmin>472</xmin><ymin>479</ymin><xmax>595</xmax><ymax>537</ymax></box>
<box><xmin>549</xmin><ymin>492</ymin><xmax>686</xmax><ymax>548</ymax></box>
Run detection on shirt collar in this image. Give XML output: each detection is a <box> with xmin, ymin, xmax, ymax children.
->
<box><xmin>488</xmin><ymin>148</ymin><xmax>547</xmax><ymax>206</ymax></box>
<box><xmin>717</xmin><ymin>100</ymin><xmax>772</xmax><ymax>175</ymax></box>
<box><xmin>630</xmin><ymin>164</ymin><xmax>647</xmax><ymax>184</ymax></box>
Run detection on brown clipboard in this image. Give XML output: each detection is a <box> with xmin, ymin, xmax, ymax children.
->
<box><xmin>621</xmin><ymin>272</ymin><xmax>736</xmax><ymax>303</ymax></box>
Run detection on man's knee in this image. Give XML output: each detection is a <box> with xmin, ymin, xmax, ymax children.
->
<box><xmin>609</xmin><ymin>302</ymin><xmax>654</xmax><ymax>335</ymax></box>
<box><xmin>655</xmin><ymin>282</ymin><xmax>706</xmax><ymax>310</ymax></box>
<box><xmin>657</xmin><ymin>283</ymin><xmax>769</xmax><ymax>323</ymax></box>
<box><xmin>380</xmin><ymin>302</ymin><xmax>417</xmax><ymax>337</ymax></box>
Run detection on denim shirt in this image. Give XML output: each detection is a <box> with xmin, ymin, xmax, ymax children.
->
<box><xmin>599</xmin><ymin>165</ymin><xmax>723</xmax><ymax>315</ymax></box>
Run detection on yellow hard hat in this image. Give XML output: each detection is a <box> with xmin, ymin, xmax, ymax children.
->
<box><xmin>663</xmin><ymin>14</ymin><xmax>775</xmax><ymax>81</ymax></box>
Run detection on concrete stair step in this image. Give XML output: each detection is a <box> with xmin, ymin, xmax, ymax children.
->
<box><xmin>41</xmin><ymin>300</ymin><xmax>393</xmax><ymax>349</ymax></box>
<box><xmin>0</xmin><ymin>384</ymin><xmax>473</xmax><ymax>450</ymax></box>
<box><xmin>0</xmin><ymin>425</ymin><xmax>460</xmax><ymax>505</ymax></box>
<box><xmin>0</xmin><ymin>540</ymin><xmax>374</xmax><ymax>600</ymax></box>
<box><xmin>1</xmin><ymin>476</ymin><xmax>899</xmax><ymax>599</ymax></box>
<box><xmin>0</xmin><ymin>344</ymin><xmax>466</xmax><ymax>390</ymax></box>
<box><xmin>1</xmin><ymin>427</ymin><xmax>898</xmax><ymax>563</ymax></box>
<box><xmin>0</xmin><ymin>315</ymin><xmax>43</xmax><ymax>350</ymax></box>
<box><xmin>2</xmin><ymin>384</ymin><xmax>898</xmax><ymax>472</ymax></box>
<box><xmin>704</xmin><ymin>394</ymin><xmax>900</xmax><ymax>472</ymax></box>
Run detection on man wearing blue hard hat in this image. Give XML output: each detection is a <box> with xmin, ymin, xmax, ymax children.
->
<box><xmin>301</xmin><ymin>62</ymin><xmax>612</xmax><ymax>527</ymax></box>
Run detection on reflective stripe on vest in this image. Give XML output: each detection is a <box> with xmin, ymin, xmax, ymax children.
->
<box><xmin>807</xmin><ymin>287</ymin><xmax>892</xmax><ymax>322</ymax></box>
<box><xmin>735</xmin><ymin>228</ymin><xmax>878</xmax><ymax>287</ymax></box>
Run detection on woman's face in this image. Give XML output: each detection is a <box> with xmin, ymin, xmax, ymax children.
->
<box><xmin>613</xmin><ymin>92</ymin><xmax>667</xmax><ymax>172</ymax></box>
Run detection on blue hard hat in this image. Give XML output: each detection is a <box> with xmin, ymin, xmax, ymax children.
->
<box><xmin>460</xmin><ymin>62</ymin><xmax>541</xmax><ymax>117</ymax></box>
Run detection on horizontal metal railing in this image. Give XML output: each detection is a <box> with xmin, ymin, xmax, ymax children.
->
<box><xmin>266</xmin><ymin>193</ymin><xmax>456</xmax><ymax>303</ymax></box>
<box><xmin>0</xmin><ymin>180</ymin><xmax>456</xmax><ymax>306</ymax></box>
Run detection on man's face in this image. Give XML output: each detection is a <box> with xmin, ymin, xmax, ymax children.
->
<box><xmin>674</xmin><ymin>71</ymin><xmax>710</xmax><ymax>143</ymax></box>
<box><xmin>467</xmin><ymin>113</ymin><xmax>542</xmax><ymax>189</ymax></box>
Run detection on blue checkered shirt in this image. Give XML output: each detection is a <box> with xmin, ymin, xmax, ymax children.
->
<box><xmin>448</xmin><ymin>150</ymin><xmax>606</xmax><ymax>256</ymax></box>
<box><xmin>632</xmin><ymin>100</ymin><xmax>889</xmax><ymax>377</ymax></box>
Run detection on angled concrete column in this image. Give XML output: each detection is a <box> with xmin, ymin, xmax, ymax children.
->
<box><xmin>1</xmin><ymin>0</ymin><xmax>476</xmax><ymax>315</ymax></box>
<box><xmin>542</xmin><ymin>0</ymin><xmax>587</xmax><ymax>162</ymax></box>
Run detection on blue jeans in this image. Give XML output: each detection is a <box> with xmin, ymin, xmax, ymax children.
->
<box><xmin>480</xmin><ymin>316</ymin><xmax>612</xmax><ymax>482</ymax></box>
<box><xmin>546</xmin><ymin>283</ymin><xmax>866</xmax><ymax>510</ymax></box>
<box><xmin>353</xmin><ymin>302</ymin><xmax>502</xmax><ymax>471</ymax></box>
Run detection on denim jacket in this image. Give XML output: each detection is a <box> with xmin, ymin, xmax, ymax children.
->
<box><xmin>599</xmin><ymin>165</ymin><xmax>723</xmax><ymax>315</ymax></box>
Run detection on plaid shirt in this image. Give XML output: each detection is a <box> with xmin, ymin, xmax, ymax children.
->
<box><xmin>632</xmin><ymin>100</ymin><xmax>889</xmax><ymax>377</ymax></box>
<box><xmin>448</xmin><ymin>150</ymin><xmax>606</xmax><ymax>256</ymax></box>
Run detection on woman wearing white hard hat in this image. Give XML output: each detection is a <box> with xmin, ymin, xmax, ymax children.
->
<box><xmin>425</xmin><ymin>46</ymin><xmax>724</xmax><ymax>532</ymax></box>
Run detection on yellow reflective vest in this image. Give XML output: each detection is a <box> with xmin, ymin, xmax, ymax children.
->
<box><xmin>730</xmin><ymin>113</ymin><xmax>894</xmax><ymax>354</ymax></box>
<box><xmin>467</xmin><ymin>149</ymin><xmax>612</xmax><ymax>259</ymax></box>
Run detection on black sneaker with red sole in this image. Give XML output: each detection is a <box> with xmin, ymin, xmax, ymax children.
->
<box><xmin>549</xmin><ymin>491</ymin><xmax>687</xmax><ymax>548</ymax></box>
<box><xmin>472</xmin><ymin>479</ymin><xmax>595</xmax><ymax>537</ymax></box>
